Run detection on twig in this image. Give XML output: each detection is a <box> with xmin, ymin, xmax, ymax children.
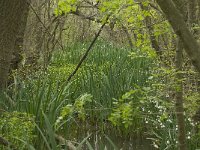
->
<box><xmin>26</xmin><ymin>0</ymin><xmax>63</xmax><ymax>49</ymax></box>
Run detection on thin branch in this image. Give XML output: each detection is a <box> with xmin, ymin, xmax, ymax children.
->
<box><xmin>26</xmin><ymin>0</ymin><xmax>63</xmax><ymax>49</ymax></box>
<box><xmin>71</xmin><ymin>10</ymin><xmax>166</xmax><ymax>31</ymax></box>
<box><xmin>66</xmin><ymin>16</ymin><xmax>109</xmax><ymax>83</ymax></box>
<box><xmin>71</xmin><ymin>10</ymin><xmax>99</xmax><ymax>22</ymax></box>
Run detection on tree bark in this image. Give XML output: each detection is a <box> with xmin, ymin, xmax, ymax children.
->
<box><xmin>24</xmin><ymin>0</ymin><xmax>44</xmax><ymax>68</ymax></box>
<box><xmin>198</xmin><ymin>0</ymin><xmax>200</xmax><ymax>24</ymax></box>
<box><xmin>175</xmin><ymin>38</ymin><xmax>187</xmax><ymax>150</ymax></box>
<box><xmin>188</xmin><ymin>0</ymin><xmax>198</xmax><ymax>35</ymax></box>
<box><xmin>0</xmin><ymin>0</ymin><xmax>29</xmax><ymax>89</ymax></box>
<box><xmin>156</xmin><ymin>0</ymin><xmax>200</xmax><ymax>74</ymax></box>
<box><xmin>10</xmin><ymin>3</ymin><xmax>30</xmax><ymax>71</ymax></box>
<box><xmin>172</xmin><ymin>0</ymin><xmax>187</xmax><ymax>149</ymax></box>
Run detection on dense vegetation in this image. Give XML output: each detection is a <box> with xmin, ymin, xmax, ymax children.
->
<box><xmin>1</xmin><ymin>0</ymin><xmax>200</xmax><ymax>150</ymax></box>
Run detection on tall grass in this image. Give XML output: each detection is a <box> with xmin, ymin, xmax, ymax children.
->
<box><xmin>49</xmin><ymin>40</ymin><xmax>153</xmax><ymax>118</ymax></box>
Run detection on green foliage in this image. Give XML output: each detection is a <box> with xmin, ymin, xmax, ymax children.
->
<box><xmin>0</xmin><ymin>112</ymin><xmax>35</xmax><ymax>149</ymax></box>
<box><xmin>74</xmin><ymin>93</ymin><xmax>92</xmax><ymax>120</ymax></box>
<box><xmin>56</xmin><ymin>93</ymin><xmax>92</xmax><ymax>129</ymax></box>
<box><xmin>2</xmin><ymin>0</ymin><xmax>200</xmax><ymax>148</ymax></box>
<box><xmin>54</xmin><ymin>0</ymin><xmax>78</xmax><ymax>16</ymax></box>
<box><xmin>4</xmin><ymin>38</ymin><xmax>200</xmax><ymax>149</ymax></box>
<box><xmin>109</xmin><ymin>89</ymin><xmax>143</xmax><ymax>129</ymax></box>
<box><xmin>3</xmin><ymin>40</ymin><xmax>153</xmax><ymax>148</ymax></box>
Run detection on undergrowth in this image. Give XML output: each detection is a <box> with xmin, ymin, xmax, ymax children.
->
<box><xmin>0</xmin><ymin>40</ymin><xmax>200</xmax><ymax>149</ymax></box>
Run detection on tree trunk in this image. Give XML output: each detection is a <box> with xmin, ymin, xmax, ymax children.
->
<box><xmin>0</xmin><ymin>0</ymin><xmax>29</xmax><ymax>90</ymax></box>
<box><xmin>175</xmin><ymin>38</ymin><xmax>187</xmax><ymax>150</ymax></box>
<box><xmin>121</xmin><ymin>25</ymin><xmax>134</xmax><ymax>49</ymax></box>
<box><xmin>8</xmin><ymin>1</ymin><xmax>30</xmax><ymax>86</ymax></box>
<box><xmin>188</xmin><ymin>0</ymin><xmax>198</xmax><ymax>35</ymax></box>
<box><xmin>198</xmin><ymin>0</ymin><xmax>200</xmax><ymax>24</ymax></box>
<box><xmin>156</xmin><ymin>0</ymin><xmax>200</xmax><ymax>74</ymax></box>
<box><xmin>172</xmin><ymin>0</ymin><xmax>187</xmax><ymax>149</ymax></box>
<box><xmin>24</xmin><ymin>0</ymin><xmax>44</xmax><ymax>68</ymax></box>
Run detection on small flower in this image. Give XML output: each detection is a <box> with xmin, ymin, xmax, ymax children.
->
<box><xmin>190</xmin><ymin>122</ymin><xmax>195</xmax><ymax>126</ymax></box>
<box><xmin>58</xmin><ymin>116</ymin><xmax>63</xmax><ymax>120</ymax></box>
<box><xmin>161</xmin><ymin>125</ymin><xmax>165</xmax><ymax>128</ymax></box>
<box><xmin>153</xmin><ymin>142</ymin><xmax>159</xmax><ymax>149</ymax></box>
<box><xmin>56</xmin><ymin>119</ymin><xmax>60</xmax><ymax>123</ymax></box>
<box><xmin>188</xmin><ymin>118</ymin><xmax>191</xmax><ymax>122</ymax></box>
<box><xmin>167</xmin><ymin>119</ymin><xmax>172</xmax><ymax>123</ymax></box>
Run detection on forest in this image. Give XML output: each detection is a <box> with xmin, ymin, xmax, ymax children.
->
<box><xmin>0</xmin><ymin>0</ymin><xmax>200</xmax><ymax>149</ymax></box>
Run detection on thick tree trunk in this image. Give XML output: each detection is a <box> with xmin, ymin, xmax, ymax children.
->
<box><xmin>10</xmin><ymin>4</ymin><xmax>29</xmax><ymax>71</ymax></box>
<box><xmin>23</xmin><ymin>0</ymin><xmax>44</xmax><ymax>68</ymax></box>
<box><xmin>0</xmin><ymin>0</ymin><xmax>29</xmax><ymax>89</ymax></box>
<box><xmin>156</xmin><ymin>0</ymin><xmax>200</xmax><ymax>74</ymax></box>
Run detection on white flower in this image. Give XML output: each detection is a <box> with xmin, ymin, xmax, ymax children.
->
<box><xmin>167</xmin><ymin>119</ymin><xmax>172</xmax><ymax>123</ymax></box>
<box><xmin>153</xmin><ymin>142</ymin><xmax>159</xmax><ymax>149</ymax></box>
<box><xmin>58</xmin><ymin>116</ymin><xmax>63</xmax><ymax>120</ymax></box>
